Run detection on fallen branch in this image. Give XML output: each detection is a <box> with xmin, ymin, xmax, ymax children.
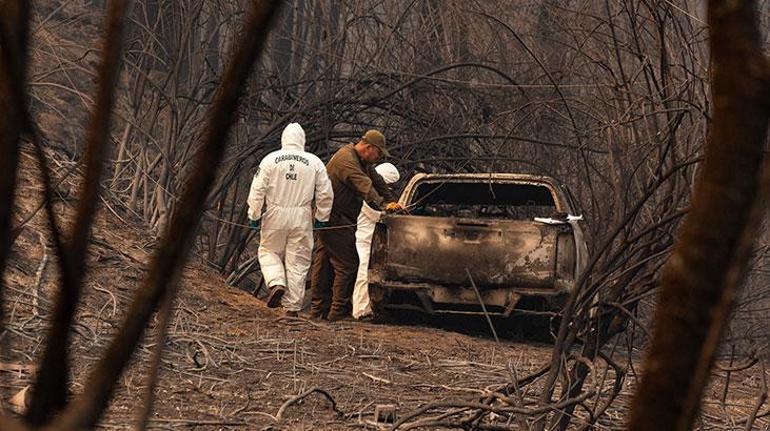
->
<box><xmin>32</xmin><ymin>232</ymin><xmax>48</xmax><ymax>316</ymax></box>
<box><xmin>714</xmin><ymin>356</ymin><xmax>758</xmax><ymax>373</ymax></box>
<box><xmin>275</xmin><ymin>387</ymin><xmax>343</xmax><ymax>420</ymax></box>
<box><xmin>363</xmin><ymin>372</ymin><xmax>392</xmax><ymax>385</ymax></box>
<box><xmin>392</xmin><ymin>391</ymin><xmax>595</xmax><ymax>430</ymax></box>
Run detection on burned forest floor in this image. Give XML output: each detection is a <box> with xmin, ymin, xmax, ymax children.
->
<box><xmin>2</xmin><ymin>153</ymin><xmax>768</xmax><ymax>430</ymax></box>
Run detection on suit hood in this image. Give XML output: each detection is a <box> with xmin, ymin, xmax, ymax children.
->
<box><xmin>375</xmin><ymin>162</ymin><xmax>400</xmax><ymax>184</ymax></box>
<box><xmin>281</xmin><ymin>123</ymin><xmax>305</xmax><ymax>151</ymax></box>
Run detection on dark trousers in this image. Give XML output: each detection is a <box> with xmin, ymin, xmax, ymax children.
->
<box><xmin>310</xmin><ymin>227</ymin><xmax>359</xmax><ymax>317</ymax></box>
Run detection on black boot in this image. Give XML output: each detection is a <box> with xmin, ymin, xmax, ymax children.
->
<box><xmin>265</xmin><ymin>285</ymin><xmax>285</xmax><ymax>308</ymax></box>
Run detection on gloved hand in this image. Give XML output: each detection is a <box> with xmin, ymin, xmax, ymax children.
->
<box><xmin>248</xmin><ymin>219</ymin><xmax>260</xmax><ymax>231</ymax></box>
<box><xmin>384</xmin><ymin>202</ymin><xmax>404</xmax><ymax>213</ymax></box>
<box><xmin>313</xmin><ymin>219</ymin><xmax>329</xmax><ymax>230</ymax></box>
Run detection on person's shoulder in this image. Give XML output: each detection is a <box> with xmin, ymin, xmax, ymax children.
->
<box><xmin>325</xmin><ymin>144</ymin><xmax>345</xmax><ymax>163</ymax></box>
<box><xmin>305</xmin><ymin>152</ymin><xmax>326</xmax><ymax>167</ymax></box>
<box><xmin>335</xmin><ymin>144</ymin><xmax>359</xmax><ymax>161</ymax></box>
<box><xmin>258</xmin><ymin>150</ymin><xmax>281</xmax><ymax>167</ymax></box>
<box><xmin>260</xmin><ymin>149</ymin><xmax>282</xmax><ymax>161</ymax></box>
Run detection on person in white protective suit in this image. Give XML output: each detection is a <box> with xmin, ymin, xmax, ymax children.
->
<box><xmin>351</xmin><ymin>162</ymin><xmax>400</xmax><ymax>320</ymax></box>
<box><xmin>247</xmin><ymin>123</ymin><xmax>334</xmax><ymax>317</ymax></box>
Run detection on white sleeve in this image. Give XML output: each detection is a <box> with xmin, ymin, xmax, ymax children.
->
<box><xmin>313</xmin><ymin>160</ymin><xmax>334</xmax><ymax>222</ymax></box>
<box><xmin>246</xmin><ymin>160</ymin><xmax>270</xmax><ymax>220</ymax></box>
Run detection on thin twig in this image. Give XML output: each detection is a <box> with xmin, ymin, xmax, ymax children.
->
<box><xmin>465</xmin><ymin>268</ymin><xmax>499</xmax><ymax>344</ymax></box>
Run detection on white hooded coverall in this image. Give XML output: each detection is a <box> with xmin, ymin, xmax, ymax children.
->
<box><xmin>352</xmin><ymin>163</ymin><xmax>400</xmax><ymax>319</ymax></box>
<box><xmin>247</xmin><ymin>123</ymin><xmax>333</xmax><ymax>311</ymax></box>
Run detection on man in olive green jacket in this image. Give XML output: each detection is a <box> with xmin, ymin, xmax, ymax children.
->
<box><xmin>310</xmin><ymin>130</ymin><xmax>403</xmax><ymax>321</ymax></box>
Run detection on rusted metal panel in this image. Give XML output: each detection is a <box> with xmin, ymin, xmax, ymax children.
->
<box><xmin>377</xmin><ymin>215</ymin><xmax>569</xmax><ymax>290</ymax></box>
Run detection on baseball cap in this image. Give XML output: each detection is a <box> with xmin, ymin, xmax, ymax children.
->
<box><xmin>362</xmin><ymin>129</ymin><xmax>391</xmax><ymax>157</ymax></box>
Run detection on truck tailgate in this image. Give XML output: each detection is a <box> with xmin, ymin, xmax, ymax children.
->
<box><xmin>376</xmin><ymin>215</ymin><xmax>563</xmax><ymax>289</ymax></box>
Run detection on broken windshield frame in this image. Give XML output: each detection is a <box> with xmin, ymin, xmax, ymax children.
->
<box><xmin>407</xmin><ymin>180</ymin><xmax>559</xmax><ymax>220</ymax></box>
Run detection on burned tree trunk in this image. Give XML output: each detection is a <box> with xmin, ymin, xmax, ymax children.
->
<box><xmin>0</xmin><ymin>0</ymin><xmax>30</xmax><ymax>318</ymax></box>
<box><xmin>628</xmin><ymin>1</ymin><xmax>770</xmax><ymax>430</ymax></box>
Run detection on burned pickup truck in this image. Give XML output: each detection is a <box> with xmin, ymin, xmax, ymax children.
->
<box><xmin>368</xmin><ymin>173</ymin><xmax>587</xmax><ymax>318</ymax></box>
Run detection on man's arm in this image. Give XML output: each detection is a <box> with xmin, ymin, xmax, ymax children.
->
<box><xmin>313</xmin><ymin>161</ymin><xmax>334</xmax><ymax>222</ymax></box>
<box><xmin>367</xmin><ymin>164</ymin><xmax>396</xmax><ymax>203</ymax></box>
<box><xmin>246</xmin><ymin>160</ymin><xmax>270</xmax><ymax>220</ymax></box>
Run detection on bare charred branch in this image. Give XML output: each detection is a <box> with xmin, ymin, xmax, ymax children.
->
<box><xmin>42</xmin><ymin>1</ymin><xmax>281</xmax><ymax>429</ymax></box>
<box><xmin>26</xmin><ymin>0</ymin><xmax>130</xmax><ymax>423</ymax></box>
<box><xmin>0</xmin><ymin>0</ymin><xmax>30</xmax><ymax>324</ymax></box>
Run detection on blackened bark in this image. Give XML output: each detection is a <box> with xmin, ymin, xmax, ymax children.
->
<box><xmin>628</xmin><ymin>1</ymin><xmax>770</xmax><ymax>430</ymax></box>
<box><xmin>0</xmin><ymin>0</ymin><xmax>30</xmax><ymax>329</ymax></box>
